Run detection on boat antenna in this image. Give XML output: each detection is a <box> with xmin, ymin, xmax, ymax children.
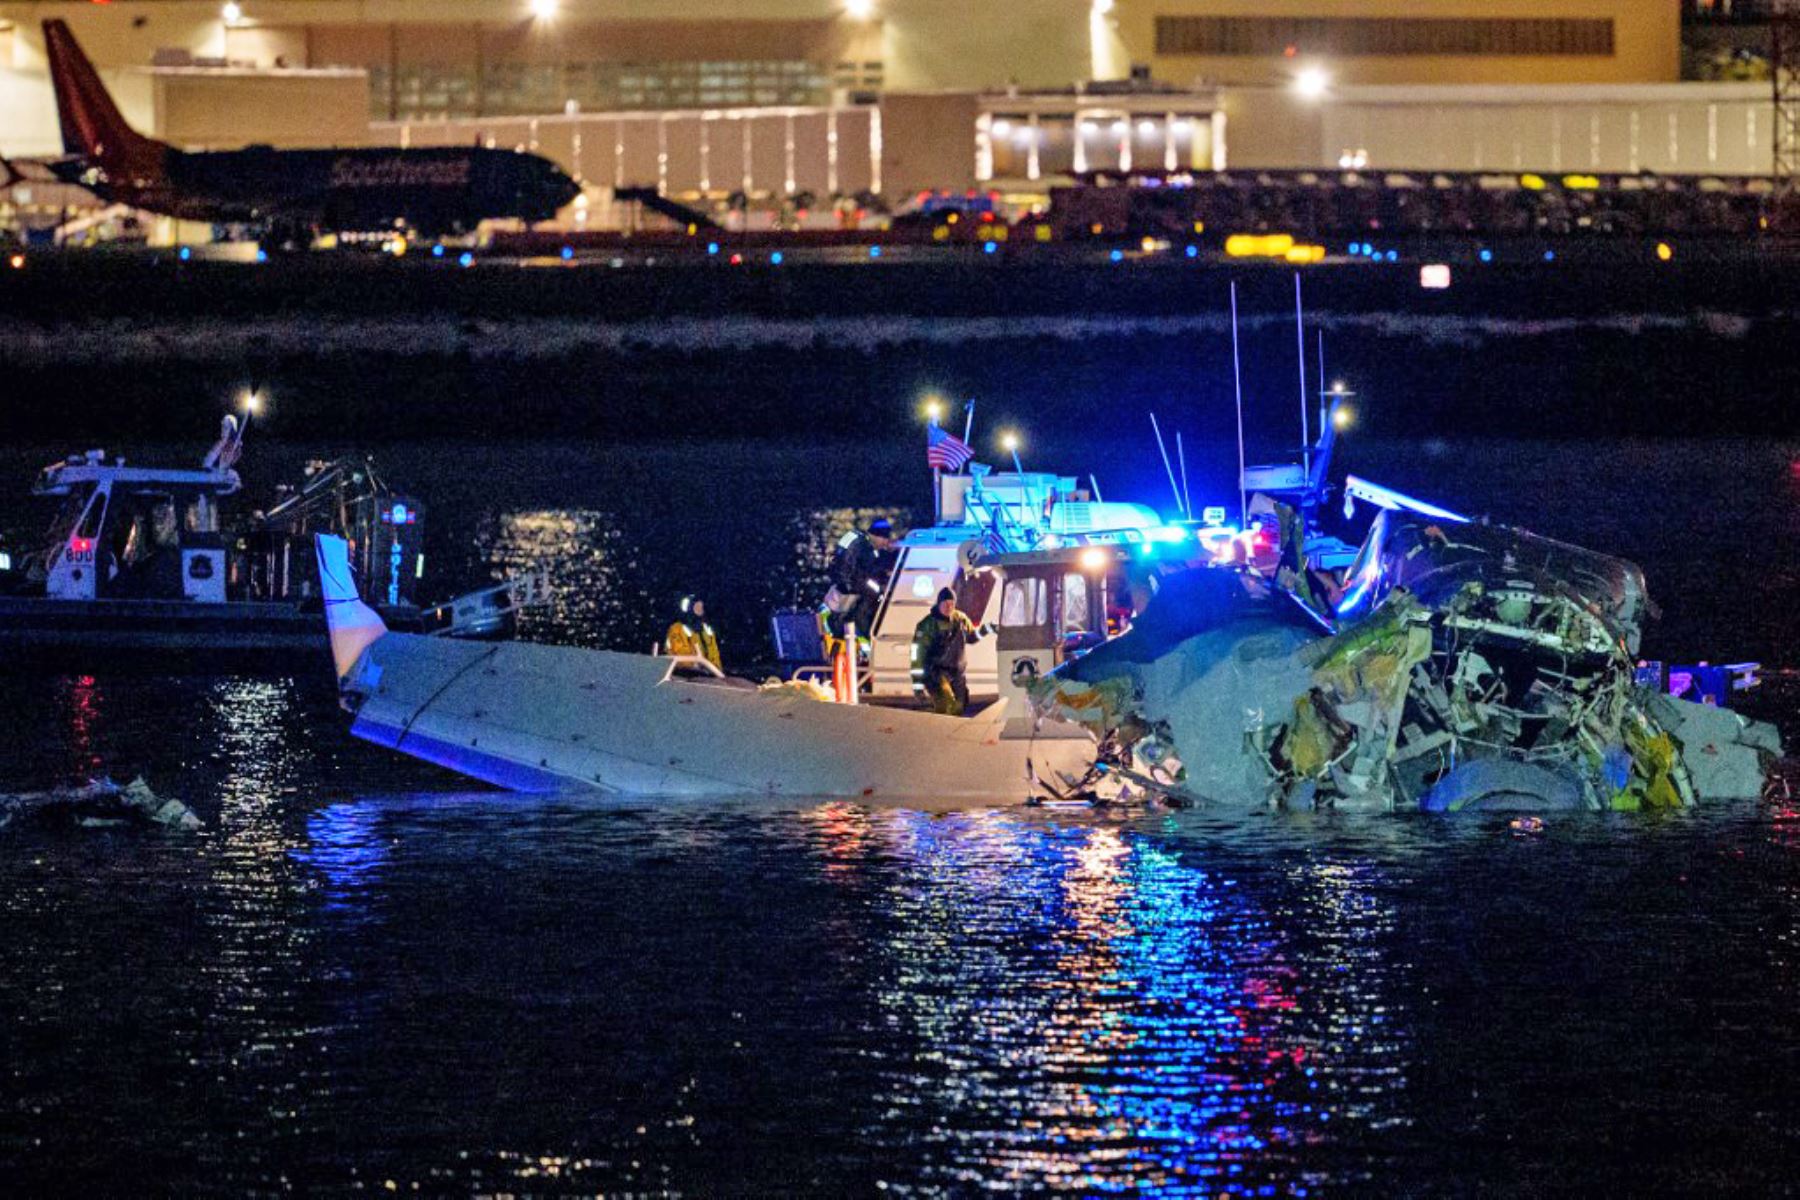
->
<box><xmin>1148</xmin><ymin>413</ymin><xmax>1185</xmax><ymax>518</ymax></box>
<box><xmin>1177</xmin><ymin>430</ymin><xmax>1193</xmax><ymax>521</ymax></box>
<box><xmin>1294</xmin><ymin>272</ymin><xmax>1310</xmax><ymax>482</ymax></box>
<box><xmin>1088</xmin><ymin>473</ymin><xmax>1105</xmax><ymax>503</ymax></box>
<box><xmin>962</xmin><ymin>398</ymin><xmax>976</xmax><ymax>446</ymax></box>
<box><xmin>1230</xmin><ymin>281</ymin><xmax>1247</xmax><ymax>527</ymax></box>
<box><xmin>1317</xmin><ymin>329</ymin><xmax>1328</xmax><ymax>441</ymax></box>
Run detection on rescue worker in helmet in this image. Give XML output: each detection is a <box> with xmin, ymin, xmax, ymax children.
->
<box><xmin>911</xmin><ymin>586</ymin><xmax>991</xmax><ymax>716</ymax></box>
<box><xmin>826</xmin><ymin>517</ymin><xmax>899</xmax><ymax>640</ymax></box>
<box><xmin>665</xmin><ymin>594</ymin><xmax>722</xmax><ymax>670</ymax></box>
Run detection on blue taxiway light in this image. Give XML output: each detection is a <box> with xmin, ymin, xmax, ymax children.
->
<box><xmin>178</xmin><ymin>247</ymin><xmax>191</xmax><ymax>261</ymax></box>
<box><xmin>1385</xmin><ymin>250</ymin><xmax>1398</xmax><ymax>262</ymax></box>
<box><xmin>983</xmin><ymin>242</ymin><xmax>997</xmax><ymax>255</ymax></box>
<box><xmin>771</xmin><ymin>251</ymin><xmax>784</xmax><ymax>264</ymax></box>
<box><xmin>1185</xmin><ymin>244</ymin><xmax>1198</xmax><ymax>258</ymax></box>
<box><xmin>432</xmin><ymin>244</ymin><xmax>445</xmax><ymax>258</ymax></box>
<box><xmin>869</xmin><ymin>245</ymin><xmax>882</xmax><ymax>257</ymax></box>
<box><xmin>1544</xmin><ymin>250</ymin><xmax>1556</xmax><ymax>262</ymax></box>
<box><xmin>255</xmin><ymin>250</ymin><xmax>268</xmax><ymax>263</ymax></box>
<box><xmin>707</xmin><ymin>242</ymin><xmax>719</xmax><ymax>255</ymax></box>
<box><xmin>458</xmin><ymin>252</ymin><xmax>474</xmax><ymax>268</ymax></box>
<box><xmin>1109</xmin><ymin>249</ymin><xmax>1124</xmax><ymax>262</ymax></box>
<box><xmin>561</xmin><ymin>246</ymin><xmax>574</xmax><ymax>260</ymax></box>
<box><xmin>1479</xmin><ymin>248</ymin><xmax>1494</xmax><ymax>263</ymax></box>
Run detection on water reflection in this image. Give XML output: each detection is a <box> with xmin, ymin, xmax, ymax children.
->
<box><xmin>476</xmin><ymin>508</ymin><xmax>652</xmax><ymax>650</ymax></box>
<box><xmin>843</xmin><ymin>812</ymin><xmax>1404</xmax><ymax>1194</ymax></box>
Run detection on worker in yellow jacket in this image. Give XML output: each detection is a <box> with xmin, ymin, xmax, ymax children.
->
<box><xmin>665</xmin><ymin>594</ymin><xmax>722</xmax><ymax>670</ymax></box>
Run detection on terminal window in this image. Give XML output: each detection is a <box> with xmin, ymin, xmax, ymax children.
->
<box><xmin>1155</xmin><ymin>17</ymin><xmax>1616</xmax><ymax>57</ymax></box>
<box><xmin>372</xmin><ymin>58</ymin><xmax>831</xmax><ymax>119</ymax></box>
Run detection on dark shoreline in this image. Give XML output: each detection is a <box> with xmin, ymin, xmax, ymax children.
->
<box><xmin>2</xmin><ymin>254</ymin><xmax>1795</xmax><ymax>442</ymax></box>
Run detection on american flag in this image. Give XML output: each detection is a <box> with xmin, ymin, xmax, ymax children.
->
<box><xmin>927</xmin><ymin>423</ymin><xmax>974</xmax><ymax>471</ymax></box>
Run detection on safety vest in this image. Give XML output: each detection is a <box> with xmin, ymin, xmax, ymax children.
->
<box><xmin>665</xmin><ymin>620</ymin><xmax>722</xmax><ymax>669</ymax></box>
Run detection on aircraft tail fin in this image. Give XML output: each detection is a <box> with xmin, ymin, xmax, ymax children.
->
<box><xmin>42</xmin><ymin>20</ymin><xmax>163</xmax><ymax>169</ymax></box>
<box><xmin>315</xmin><ymin>534</ymin><xmax>389</xmax><ymax>681</ymax></box>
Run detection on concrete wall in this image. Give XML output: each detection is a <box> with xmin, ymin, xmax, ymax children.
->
<box><xmin>1323</xmin><ymin>83</ymin><xmax>1773</xmax><ymax>176</ymax></box>
<box><xmin>1110</xmin><ymin>0</ymin><xmax>1681</xmax><ymax>87</ymax></box>
<box><xmin>880</xmin><ymin>92</ymin><xmax>979</xmax><ymax>198</ymax></box>
<box><xmin>373</xmin><ymin>106</ymin><xmax>882</xmax><ymax>200</ymax></box>
<box><xmin>145</xmin><ymin>68</ymin><xmax>370</xmax><ymax>149</ymax></box>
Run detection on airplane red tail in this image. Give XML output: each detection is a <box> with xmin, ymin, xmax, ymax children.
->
<box><xmin>42</xmin><ymin>19</ymin><xmax>165</xmax><ymax>177</ymax></box>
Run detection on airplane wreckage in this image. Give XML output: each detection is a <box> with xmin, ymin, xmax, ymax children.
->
<box><xmin>315</xmin><ymin>396</ymin><xmax>1783</xmax><ymax>812</ymax></box>
<box><xmin>1030</xmin><ymin>499</ymin><xmax>1783</xmax><ymax>813</ymax></box>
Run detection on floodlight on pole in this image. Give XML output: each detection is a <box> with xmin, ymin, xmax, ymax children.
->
<box><xmin>1294</xmin><ymin>66</ymin><xmax>1330</xmax><ymax>101</ymax></box>
<box><xmin>221</xmin><ymin>2</ymin><xmax>243</xmax><ymax>25</ymax></box>
<box><xmin>529</xmin><ymin>0</ymin><xmax>559</xmax><ymax>21</ymax></box>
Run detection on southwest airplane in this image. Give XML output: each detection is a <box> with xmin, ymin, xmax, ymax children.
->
<box><xmin>37</xmin><ymin>19</ymin><xmax>581</xmax><ymax>239</ymax></box>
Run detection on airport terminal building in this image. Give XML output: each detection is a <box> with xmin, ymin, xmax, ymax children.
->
<box><xmin>0</xmin><ymin>1</ymin><xmax>1778</xmax><ymax>230</ymax></box>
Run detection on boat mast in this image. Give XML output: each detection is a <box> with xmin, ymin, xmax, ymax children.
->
<box><xmin>1294</xmin><ymin>273</ymin><xmax>1310</xmax><ymax>482</ymax></box>
<box><xmin>1230</xmin><ymin>281</ymin><xmax>1247</xmax><ymax>527</ymax></box>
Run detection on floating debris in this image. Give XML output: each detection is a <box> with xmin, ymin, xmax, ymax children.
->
<box><xmin>0</xmin><ymin>777</ymin><xmax>201</xmax><ymax>832</ymax></box>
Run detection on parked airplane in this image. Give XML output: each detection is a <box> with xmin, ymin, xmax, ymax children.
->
<box><xmin>39</xmin><ymin>19</ymin><xmax>581</xmax><ymax>241</ymax></box>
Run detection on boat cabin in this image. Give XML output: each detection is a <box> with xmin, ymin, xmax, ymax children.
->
<box><xmin>33</xmin><ymin>451</ymin><xmax>240</xmax><ymax>604</ymax></box>
<box><xmin>844</xmin><ymin>468</ymin><xmax>1198</xmax><ymax>727</ymax></box>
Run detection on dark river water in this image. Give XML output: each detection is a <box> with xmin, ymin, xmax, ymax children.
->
<box><xmin>2</xmin><ymin>436</ymin><xmax>1799</xmax><ymax>1194</ymax></box>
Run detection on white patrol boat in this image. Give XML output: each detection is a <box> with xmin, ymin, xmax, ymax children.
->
<box><xmin>312</xmin><ymin>452</ymin><xmax>1232</xmax><ymax>801</ymax></box>
<box><xmin>0</xmin><ymin>418</ymin><xmax>537</xmax><ymax>669</ymax></box>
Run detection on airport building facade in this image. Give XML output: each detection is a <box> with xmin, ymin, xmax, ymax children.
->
<box><xmin>0</xmin><ymin>1</ymin><xmax>1776</xmax><ymax>231</ymax></box>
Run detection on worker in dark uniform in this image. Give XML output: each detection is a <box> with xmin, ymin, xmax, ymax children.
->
<box><xmin>826</xmin><ymin>517</ymin><xmax>898</xmax><ymax>640</ymax></box>
<box><xmin>665</xmin><ymin>594</ymin><xmax>722</xmax><ymax>669</ymax></box>
<box><xmin>911</xmin><ymin>586</ymin><xmax>990</xmax><ymax>716</ymax></box>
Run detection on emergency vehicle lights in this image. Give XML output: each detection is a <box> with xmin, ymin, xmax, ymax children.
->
<box><xmin>1078</xmin><ymin>548</ymin><xmax>1110</xmax><ymax>572</ymax></box>
<box><xmin>1145</xmin><ymin>526</ymin><xmax>1190</xmax><ymax>544</ymax></box>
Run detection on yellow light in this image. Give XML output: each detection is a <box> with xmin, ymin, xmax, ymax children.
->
<box><xmin>1520</xmin><ymin>173</ymin><xmax>1546</xmax><ymax>191</ymax></box>
<box><xmin>1284</xmin><ymin>243</ymin><xmax>1325</xmax><ymax>264</ymax></box>
<box><xmin>1656</xmin><ymin>242</ymin><xmax>1674</xmax><ymax>262</ymax></box>
<box><xmin>7</xmin><ymin>254</ymin><xmax>22</xmax><ymax>270</ymax></box>
<box><xmin>389</xmin><ymin>236</ymin><xmax>408</xmax><ymax>257</ymax></box>
<box><xmin>1034</xmin><ymin>224</ymin><xmax>1053</xmax><ymax>242</ymax></box>
<box><xmin>946</xmin><ymin>212</ymin><xmax>959</xmax><ymax>225</ymax></box>
<box><xmin>242</xmin><ymin>391</ymin><xmax>262</xmax><ymax>415</ymax></box>
<box><xmin>1192</xmin><ymin>220</ymin><xmax>1205</xmax><ymax>233</ymax></box>
<box><xmin>1563</xmin><ymin>174</ymin><xmax>1600</xmax><ymax>190</ymax></box>
<box><xmin>1226</xmin><ymin>233</ymin><xmax>1295</xmax><ymax>258</ymax></box>
<box><xmin>1332</xmin><ymin>405</ymin><xmax>1354</xmax><ymax>431</ymax></box>
<box><xmin>922</xmin><ymin>394</ymin><xmax>945</xmax><ymax>422</ymax></box>
<box><xmin>1078</xmin><ymin>547</ymin><xmax>1110</xmax><ymax>572</ymax></box>
<box><xmin>932</xmin><ymin>226</ymin><xmax>949</xmax><ymax>241</ymax></box>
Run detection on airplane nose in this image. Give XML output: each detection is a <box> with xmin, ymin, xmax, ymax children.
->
<box><xmin>556</xmin><ymin>172</ymin><xmax>581</xmax><ymax>209</ymax></box>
